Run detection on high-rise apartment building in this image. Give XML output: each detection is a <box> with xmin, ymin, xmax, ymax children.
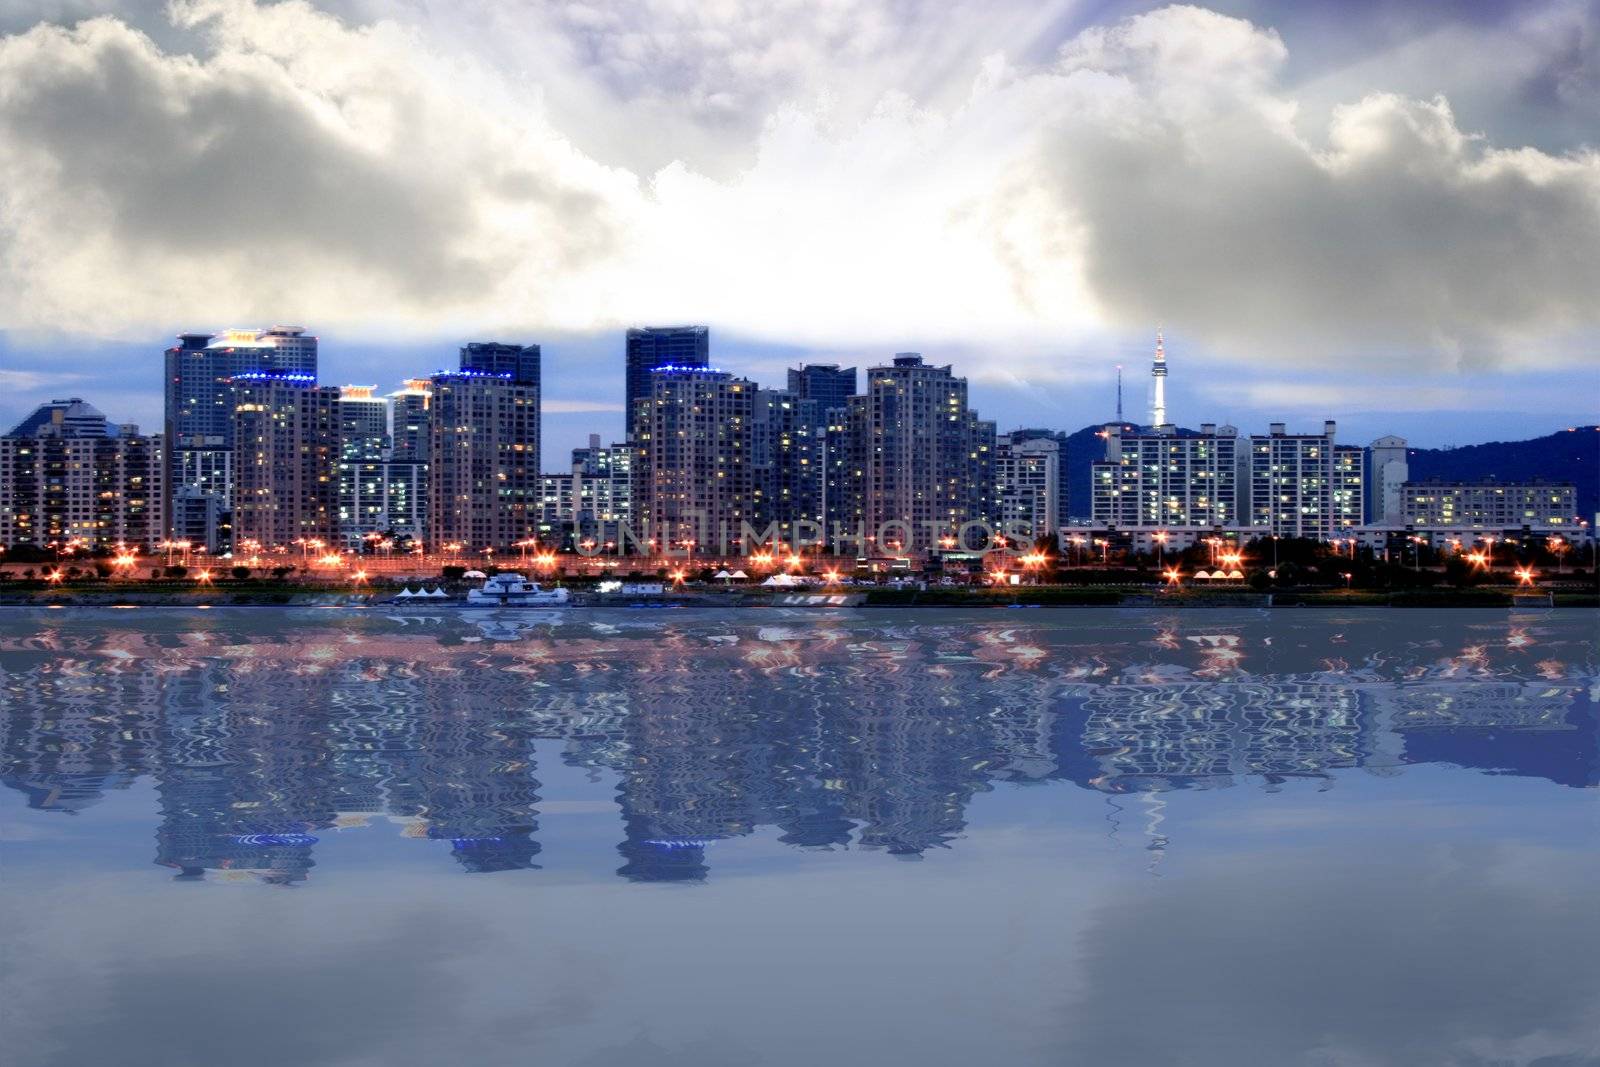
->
<box><xmin>1400</xmin><ymin>480</ymin><xmax>1576</xmax><ymax>529</ymax></box>
<box><xmin>995</xmin><ymin>433</ymin><xmax>1062</xmax><ymax>539</ymax></box>
<box><xmin>1006</xmin><ymin>429</ymin><xmax>1072</xmax><ymax>530</ymax></box>
<box><xmin>387</xmin><ymin>379</ymin><xmax>432</xmax><ymax>461</ymax></box>
<box><xmin>336</xmin><ymin>385</ymin><xmax>390</xmax><ymax>548</ymax></box>
<box><xmin>752</xmin><ymin>389</ymin><xmax>822</xmax><ymax>544</ymax></box>
<box><xmin>163</xmin><ymin>327</ymin><xmax>318</xmax><ymax>551</ymax></box>
<box><xmin>1367</xmin><ymin>435</ymin><xmax>1408</xmax><ymax>525</ymax></box>
<box><xmin>1</xmin><ymin>400</ymin><xmax>163</xmax><ymax>550</ymax></box>
<box><xmin>230</xmin><ymin>375</ymin><xmax>340</xmax><ymax>550</ymax></box>
<box><xmin>785</xmin><ymin>365</ymin><xmax>857</xmax><ymax>429</ymax></box>
<box><xmin>382</xmin><ymin>379</ymin><xmax>432</xmax><ymax>543</ymax></box>
<box><xmin>1092</xmin><ymin>423</ymin><xmax>1246</xmax><ymax>529</ymax></box>
<box><xmin>1248</xmin><ymin>421</ymin><xmax>1341</xmax><ymax>540</ymax></box>
<box><xmin>1333</xmin><ymin>445</ymin><xmax>1365</xmax><ymax>531</ymax></box>
<box><xmin>625</xmin><ymin>326</ymin><xmax>709</xmax><ymax>425</ymax></box>
<box><xmin>538</xmin><ymin>435</ymin><xmax>634</xmax><ymax>548</ymax></box>
<box><xmin>841</xmin><ymin>354</ymin><xmax>996</xmax><ymax>551</ymax></box>
<box><xmin>428</xmin><ymin>346</ymin><xmax>541</xmax><ymax>552</ymax></box>
<box><xmin>460</xmin><ymin>342</ymin><xmax>541</xmax><ymax>392</ymax></box>
<box><xmin>632</xmin><ymin>366</ymin><xmax>755</xmax><ymax>553</ymax></box>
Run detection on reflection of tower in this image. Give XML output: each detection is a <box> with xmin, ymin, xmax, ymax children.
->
<box><xmin>1150</xmin><ymin>330</ymin><xmax>1168</xmax><ymax>428</ymax></box>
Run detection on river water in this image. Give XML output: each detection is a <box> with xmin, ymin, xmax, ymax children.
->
<box><xmin>1</xmin><ymin>607</ymin><xmax>1596</xmax><ymax>1066</ymax></box>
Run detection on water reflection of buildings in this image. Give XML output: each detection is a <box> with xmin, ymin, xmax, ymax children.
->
<box><xmin>1</xmin><ymin>613</ymin><xmax>1593</xmax><ymax>883</ymax></box>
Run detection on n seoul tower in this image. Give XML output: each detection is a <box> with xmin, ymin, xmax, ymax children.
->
<box><xmin>1150</xmin><ymin>329</ymin><xmax>1169</xmax><ymax>428</ymax></box>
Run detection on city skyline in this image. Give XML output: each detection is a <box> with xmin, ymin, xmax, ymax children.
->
<box><xmin>0</xmin><ymin>0</ymin><xmax>1595</xmax><ymax>454</ymax></box>
<box><xmin>4</xmin><ymin>325</ymin><xmax>1595</xmax><ymax>474</ymax></box>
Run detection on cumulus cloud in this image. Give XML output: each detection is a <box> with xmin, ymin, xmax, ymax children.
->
<box><xmin>1038</xmin><ymin>5</ymin><xmax>1600</xmax><ymax>371</ymax></box>
<box><xmin>0</xmin><ymin>0</ymin><xmax>1595</xmax><ymax>377</ymax></box>
<box><xmin>0</xmin><ymin>0</ymin><xmax>639</xmax><ymax>334</ymax></box>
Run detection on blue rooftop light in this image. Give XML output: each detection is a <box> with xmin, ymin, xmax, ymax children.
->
<box><xmin>432</xmin><ymin>369</ymin><xmax>515</xmax><ymax>379</ymax></box>
<box><xmin>651</xmin><ymin>364</ymin><xmax>727</xmax><ymax>375</ymax></box>
<box><xmin>230</xmin><ymin>372</ymin><xmax>317</xmax><ymax>383</ymax></box>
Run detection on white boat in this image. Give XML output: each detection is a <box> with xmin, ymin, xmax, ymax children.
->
<box><xmin>464</xmin><ymin>572</ymin><xmax>570</xmax><ymax>607</ymax></box>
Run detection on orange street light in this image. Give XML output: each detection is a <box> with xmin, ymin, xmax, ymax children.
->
<box><xmin>1515</xmin><ymin>566</ymin><xmax>1535</xmax><ymax>587</ymax></box>
<box><xmin>1163</xmin><ymin>567</ymin><xmax>1182</xmax><ymax>586</ymax></box>
<box><xmin>46</xmin><ymin>569</ymin><xmax>65</xmax><ymax>584</ymax></box>
<box><xmin>196</xmin><ymin>569</ymin><xmax>213</xmax><ymax>584</ymax></box>
<box><xmin>669</xmin><ymin>568</ymin><xmax>687</xmax><ymax>586</ymax></box>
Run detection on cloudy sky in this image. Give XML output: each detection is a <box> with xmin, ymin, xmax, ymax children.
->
<box><xmin>0</xmin><ymin>0</ymin><xmax>1596</xmax><ymax>463</ymax></box>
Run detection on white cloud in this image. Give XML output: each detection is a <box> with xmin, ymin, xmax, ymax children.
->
<box><xmin>0</xmin><ymin>0</ymin><xmax>1594</xmax><ymax>379</ymax></box>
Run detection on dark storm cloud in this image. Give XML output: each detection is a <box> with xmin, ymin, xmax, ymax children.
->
<box><xmin>1034</xmin><ymin>5</ymin><xmax>1600</xmax><ymax>372</ymax></box>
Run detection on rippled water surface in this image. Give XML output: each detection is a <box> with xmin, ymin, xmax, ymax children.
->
<box><xmin>2</xmin><ymin>607</ymin><xmax>1597</xmax><ymax>1066</ymax></box>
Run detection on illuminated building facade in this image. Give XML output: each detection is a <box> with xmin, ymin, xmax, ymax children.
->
<box><xmin>163</xmin><ymin>327</ymin><xmax>318</xmax><ymax>551</ymax></box>
<box><xmin>841</xmin><ymin>354</ymin><xmax>997</xmax><ymax>548</ymax></box>
<box><xmin>0</xmin><ymin>402</ymin><xmax>163</xmax><ymax>550</ymax></box>
<box><xmin>336</xmin><ymin>385</ymin><xmax>390</xmax><ymax>548</ymax></box>
<box><xmin>1249</xmin><ymin>421</ymin><xmax>1341</xmax><ymax>540</ymax></box>
<box><xmin>625</xmin><ymin>326</ymin><xmax>708</xmax><ymax>424</ymax></box>
<box><xmin>231</xmin><ymin>374</ymin><xmax>340</xmax><ymax>549</ymax></box>
<box><xmin>996</xmin><ymin>433</ymin><xmax>1062</xmax><ymax>538</ymax></box>
<box><xmin>1092</xmin><ymin>423</ymin><xmax>1246</xmax><ymax>529</ymax></box>
<box><xmin>428</xmin><ymin>345</ymin><xmax>541</xmax><ymax>552</ymax></box>
<box><xmin>632</xmin><ymin>366</ymin><xmax>755</xmax><ymax>552</ymax></box>
<box><xmin>752</xmin><ymin>388</ymin><xmax>822</xmax><ymax>543</ymax></box>
<box><xmin>1401</xmin><ymin>480</ymin><xmax>1577</xmax><ymax>529</ymax></box>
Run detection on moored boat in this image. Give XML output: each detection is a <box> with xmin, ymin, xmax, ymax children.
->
<box><xmin>464</xmin><ymin>573</ymin><xmax>570</xmax><ymax>607</ymax></box>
